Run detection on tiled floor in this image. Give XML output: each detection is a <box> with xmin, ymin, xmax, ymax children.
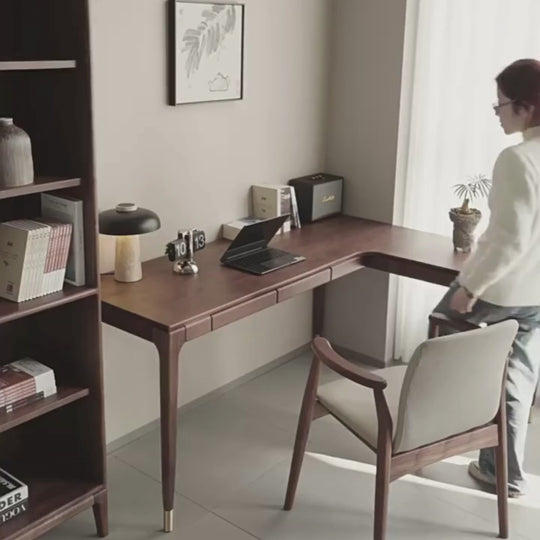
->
<box><xmin>44</xmin><ymin>350</ymin><xmax>540</xmax><ymax>539</ymax></box>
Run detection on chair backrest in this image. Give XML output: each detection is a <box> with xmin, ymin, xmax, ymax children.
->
<box><xmin>393</xmin><ymin>320</ymin><xmax>518</xmax><ymax>454</ymax></box>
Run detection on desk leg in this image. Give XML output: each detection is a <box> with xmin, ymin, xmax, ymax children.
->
<box><xmin>312</xmin><ymin>284</ymin><xmax>326</xmax><ymax>337</ymax></box>
<box><xmin>153</xmin><ymin>327</ymin><xmax>185</xmax><ymax>533</ymax></box>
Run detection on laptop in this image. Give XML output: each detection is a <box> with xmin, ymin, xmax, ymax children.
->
<box><xmin>220</xmin><ymin>215</ymin><xmax>306</xmax><ymax>275</ymax></box>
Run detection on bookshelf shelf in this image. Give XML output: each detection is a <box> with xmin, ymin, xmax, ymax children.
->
<box><xmin>0</xmin><ymin>286</ymin><xmax>98</xmax><ymax>325</ymax></box>
<box><xmin>0</xmin><ymin>177</ymin><xmax>81</xmax><ymax>200</ymax></box>
<box><xmin>0</xmin><ymin>60</ymin><xmax>77</xmax><ymax>71</ymax></box>
<box><xmin>0</xmin><ymin>387</ymin><xmax>89</xmax><ymax>434</ymax></box>
<box><xmin>0</xmin><ymin>479</ymin><xmax>104</xmax><ymax>540</ymax></box>
<box><xmin>0</xmin><ymin>1</ymin><xmax>107</xmax><ymax>537</ymax></box>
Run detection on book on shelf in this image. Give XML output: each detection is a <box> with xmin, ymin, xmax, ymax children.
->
<box><xmin>0</xmin><ymin>391</ymin><xmax>45</xmax><ymax>414</ymax></box>
<box><xmin>288</xmin><ymin>186</ymin><xmax>301</xmax><ymax>229</ymax></box>
<box><xmin>0</xmin><ymin>498</ymin><xmax>28</xmax><ymax>525</ymax></box>
<box><xmin>0</xmin><ymin>219</ymin><xmax>73</xmax><ymax>302</ymax></box>
<box><xmin>0</xmin><ymin>467</ymin><xmax>28</xmax><ymax>522</ymax></box>
<box><xmin>0</xmin><ymin>358</ymin><xmax>56</xmax><ymax>414</ymax></box>
<box><xmin>33</xmin><ymin>218</ymin><xmax>72</xmax><ymax>296</ymax></box>
<box><xmin>252</xmin><ymin>184</ymin><xmax>293</xmax><ymax>234</ymax></box>
<box><xmin>41</xmin><ymin>193</ymin><xmax>85</xmax><ymax>286</ymax></box>
<box><xmin>0</xmin><ymin>220</ymin><xmax>47</xmax><ymax>302</ymax></box>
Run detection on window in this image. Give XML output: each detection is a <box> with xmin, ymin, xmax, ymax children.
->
<box><xmin>394</xmin><ymin>0</ymin><xmax>540</xmax><ymax>361</ymax></box>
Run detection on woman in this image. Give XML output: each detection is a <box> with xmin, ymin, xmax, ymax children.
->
<box><xmin>433</xmin><ymin>58</ymin><xmax>540</xmax><ymax>497</ymax></box>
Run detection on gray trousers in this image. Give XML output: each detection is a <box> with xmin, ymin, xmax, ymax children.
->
<box><xmin>433</xmin><ymin>282</ymin><xmax>540</xmax><ymax>493</ymax></box>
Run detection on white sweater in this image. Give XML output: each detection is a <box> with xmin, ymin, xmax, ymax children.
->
<box><xmin>459</xmin><ymin>125</ymin><xmax>540</xmax><ymax>306</ymax></box>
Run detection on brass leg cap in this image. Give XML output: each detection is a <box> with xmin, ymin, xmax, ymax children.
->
<box><xmin>164</xmin><ymin>510</ymin><xmax>173</xmax><ymax>532</ymax></box>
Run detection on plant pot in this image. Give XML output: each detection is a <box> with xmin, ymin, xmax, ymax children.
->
<box><xmin>0</xmin><ymin>117</ymin><xmax>34</xmax><ymax>188</ymax></box>
<box><xmin>449</xmin><ymin>208</ymin><xmax>481</xmax><ymax>253</ymax></box>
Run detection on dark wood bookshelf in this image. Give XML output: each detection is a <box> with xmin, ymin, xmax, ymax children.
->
<box><xmin>0</xmin><ymin>479</ymin><xmax>105</xmax><ymax>540</ymax></box>
<box><xmin>0</xmin><ymin>60</ymin><xmax>77</xmax><ymax>71</ymax></box>
<box><xmin>0</xmin><ymin>176</ymin><xmax>81</xmax><ymax>200</ymax></box>
<box><xmin>0</xmin><ymin>286</ymin><xmax>98</xmax><ymax>325</ymax></box>
<box><xmin>0</xmin><ymin>0</ymin><xmax>108</xmax><ymax>538</ymax></box>
<box><xmin>0</xmin><ymin>387</ymin><xmax>89</xmax><ymax>434</ymax></box>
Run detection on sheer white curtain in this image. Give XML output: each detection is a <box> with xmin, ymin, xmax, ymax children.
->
<box><xmin>394</xmin><ymin>0</ymin><xmax>540</xmax><ymax>362</ymax></box>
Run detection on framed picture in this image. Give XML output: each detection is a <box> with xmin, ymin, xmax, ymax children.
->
<box><xmin>169</xmin><ymin>1</ymin><xmax>244</xmax><ymax>105</ymax></box>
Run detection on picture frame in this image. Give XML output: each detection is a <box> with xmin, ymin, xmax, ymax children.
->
<box><xmin>169</xmin><ymin>1</ymin><xmax>245</xmax><ymax>105</ymax></box>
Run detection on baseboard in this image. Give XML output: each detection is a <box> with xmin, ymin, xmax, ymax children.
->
<box><xmin>332</xmin><ymin>344</ymin><xmax>407</xmax><ymax>369</ymax></box>
<box><xmin>107</xmin><ymin>343</ymin><xmax>310</xmax><ymax>453</ymax></box>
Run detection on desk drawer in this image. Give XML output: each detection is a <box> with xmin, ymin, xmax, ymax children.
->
<box><xmin>331</xmin><ymin>258</ymin><xmax>364</xmax><ymax>280</ymax></box>
<box><xmin>277</xmin><ymin>269</ymin><xmax>331</xmax><ymax>302</ymax></box>
<box><xmin>212</xmin><ymin>291</ymin><xmax>277</xmax><ymax>330</ymax></box>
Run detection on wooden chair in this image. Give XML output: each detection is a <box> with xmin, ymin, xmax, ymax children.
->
<box><xmin>429</xmin><ymin>312</ymin><xmax>536</xmax><ymax>423</ymax></box>
<box><xmin>283</xmin><ymin>320</ymin><xmax>519</xmax><ymax>540</ymax></box>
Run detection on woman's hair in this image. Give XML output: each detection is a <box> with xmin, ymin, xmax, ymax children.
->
<box><xmin>496</xmin><ymin>59</ymin><xmax>540</xmax><ymax>115</ymax></box>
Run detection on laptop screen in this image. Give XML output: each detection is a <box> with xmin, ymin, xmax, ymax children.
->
<box><xmin>220</xmin><ymin>215</ymin><xmax>288</xmax><ymax>263</ymax></box>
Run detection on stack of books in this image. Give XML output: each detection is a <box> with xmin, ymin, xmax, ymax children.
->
<box><xmin>0</xmin><ymin>468</ymin><xmax>28</xmax><ymax>525</ymax></box>
<box><xmin>0</xmin><ymin>218</ymin><xmax>72</xmax><ymax>302</ymax></box>
<box><xmin>0</xmin><ymin>358</ymin><xmax>57</xmax><ymax>414</ymax></box>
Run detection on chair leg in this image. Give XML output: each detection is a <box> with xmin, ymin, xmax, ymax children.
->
<box><xmin>374</xmin><ymin>431</ymin><xmax>392</xmax><ymax>540</ymax></box>
<box><xmin>495</xmin><ymin>409</ymin><xmax>509</xmax><ymax>538</ymax></box>
<box><xmin>427</xmin><ymin>317</ymin><xmax>439</xmax><ymax>339</ymax></box>
<box><xmin>284</xmin><ymin>355</ymin><xmax>320</xmax><ymax>511</ymax></box>
<box><xmin>529</xmin><ymin>388</ymin><xmax>536</xmax><ymax>424</ymax></box>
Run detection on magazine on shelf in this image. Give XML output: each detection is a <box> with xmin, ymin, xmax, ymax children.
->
<box><xmin>0</xmin><ymin>467</ymin><xmax>28</xmax><ymax>518</ymax></box>
<box><xmin>0</xmin><ymin>222</ymin><xmax>33</xmax><ymax>302</ymax></box>
<box><xmin>0</xmin><ymin>498</ymin><xmax>28</xmax><ymax>525</ymax></box>
<box><xmin>41</xmin><ymin>193</ymin><xmax>85</xmax><ymax>286</ymax></box>
<box><xmin>0</xmin><ymin>358</ymin><xmax>57</xmax><ymax>412</ymax></box>
<box><xmin>0</xmin><ymin>218</ymin><xmax>73</xmax><ymax>302</ymax></box>
<box><xmin>32</xmin><ymin>219</ymin><xmax>72</xmax><ymax>295</ymax></box>
<box><xmin>0</xmin><ymin>220</ymin><xmax>51</xmax><ymax>302</ymax></box>
<box><xmin>0</xmin><ymin>391</ymin><xmax>45</xmax><ymax>415</ymax></box>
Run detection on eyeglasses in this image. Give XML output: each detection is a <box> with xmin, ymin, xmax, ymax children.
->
<box><xmin>492</xmin><ymin>100</ymin><xmax>514</xmax><ymax>112</ymax></box>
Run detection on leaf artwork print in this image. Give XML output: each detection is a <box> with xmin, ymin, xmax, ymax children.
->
<box><xmin>182</xmin><ymin>5</ymin><xmax>237</xmax><ymax>79</ymax></box>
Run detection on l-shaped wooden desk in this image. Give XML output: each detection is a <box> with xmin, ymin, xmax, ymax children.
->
<box><xmin>100</xmin><ymin>215</ymin><xmax>467</xmax><ymax>532</ymax></box>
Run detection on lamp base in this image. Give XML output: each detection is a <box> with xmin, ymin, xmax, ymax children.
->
<box><xmin>115</xmin><ymin>235</ymin><xmax>142</xmax><ymax>282</ymax></box>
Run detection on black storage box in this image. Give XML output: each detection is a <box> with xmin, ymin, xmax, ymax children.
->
<box><xmin>288</xmin><ymin>173</ymin><xmax>343</xmax><ymax>223</ymax></box>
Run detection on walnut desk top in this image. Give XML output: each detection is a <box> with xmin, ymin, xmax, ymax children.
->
<box><xmin>101</xmin><ymin>215</ymin><xmax>465</xmax><ymax>341</ymax></box>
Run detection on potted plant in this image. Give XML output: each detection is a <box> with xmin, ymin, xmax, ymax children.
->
<box><xmin>449</xmin><ymin>174</ymin><xmax>492</xmax><ymax>252</ymax></box>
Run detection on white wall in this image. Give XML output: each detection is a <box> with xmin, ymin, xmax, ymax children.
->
<box><xmin>324</xmin><ymin>0</ymin><xmax>408</xmax><ymax>363</ymax></box>
<box><xmin>89</xmin><ymin>0</ymin><xmax>332</xmax><ymax>443</ymax></box>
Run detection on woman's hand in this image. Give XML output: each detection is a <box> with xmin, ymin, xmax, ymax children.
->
<box><xmin>449</xmin><ymin>286</ymin><xmax>477</xmax><ymax>313</ymax></box>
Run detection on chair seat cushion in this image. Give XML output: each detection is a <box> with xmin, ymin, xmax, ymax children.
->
<box><xmin>317</xmin><ymin>366</ymin><xmax>407</xmax><ymax>449</ymax></box>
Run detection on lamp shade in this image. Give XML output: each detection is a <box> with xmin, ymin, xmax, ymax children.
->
<box><xmin>99</xmin><ymin>203</ymin><xmax>160</xmax><ymax>236</ymax></box>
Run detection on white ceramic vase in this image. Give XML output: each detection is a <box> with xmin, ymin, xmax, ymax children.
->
<box><xmin>0</xmin><ymin>118</ymin><xmax>34</xmax><ymax>188</ymax></box>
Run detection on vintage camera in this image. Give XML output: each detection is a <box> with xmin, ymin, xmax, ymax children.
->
<box><xmin>165</xmin><ymin>228</ymin><xmax>206</xmax><ymax>274</ymax></box>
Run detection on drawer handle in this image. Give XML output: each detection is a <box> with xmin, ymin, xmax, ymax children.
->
<box><xmin>277</xmin><ymin>270</ymin><xmax>331</xmax><ymax>302</ymax></box>
<box><xmin>212</xmin><ymin>291</ymin><xmax>277</xmax><ymax>330</ymax></box>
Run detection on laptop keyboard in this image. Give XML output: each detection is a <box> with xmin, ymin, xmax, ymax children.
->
<box><xmin>238</xmin><ymin>248</ymin><xmax>285</xmax><ymax>266</ymax></box>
